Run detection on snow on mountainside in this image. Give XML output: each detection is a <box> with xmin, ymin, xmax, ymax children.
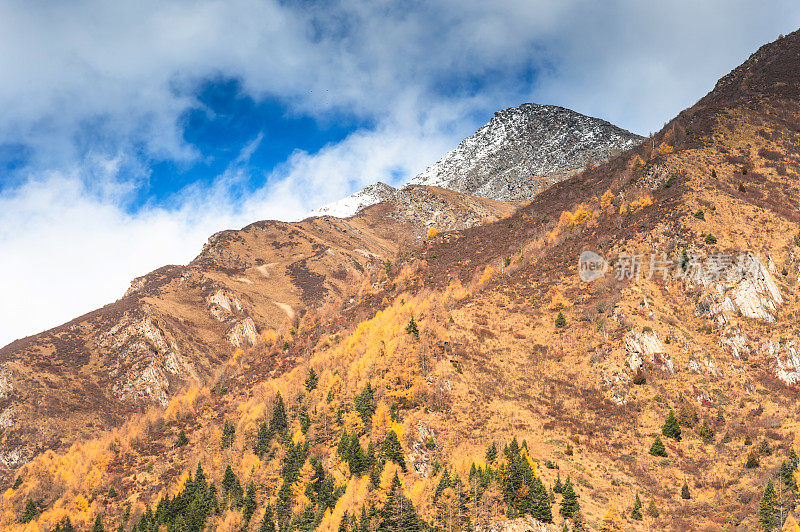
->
<box><xmin>409</xmin><ymin>103</ymin><xmax>644</xmax><ymax>201</ymax></box>
<box><xmin>308</xmin><ymin>182</ymin><xmax>397</xmax><ymax>218</ymax></box>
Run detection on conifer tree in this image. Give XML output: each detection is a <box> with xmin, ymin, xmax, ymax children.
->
<box><xmin>221</xmin><ymin>420</ymin><xmax>236</xmax><ymax>449</ymax></box>
<box><xmin>354</xmin><ymin>383</ymin><xmax>375</xmax><ymax>427</ymax></box>
<box><xmin>662</xmin><ymin>410</ymin><xmax>682</xmax><ymax>441</ymax></box>
<box><xmin>485</xmin><ymin>442</ymin><xmax>498</xmax><ymax>464</ymax></box>
<box><xmin>92</xmin><ymin>515</ymin><xmax>105</xmax><ymax>532</ymax></box>
<box><xmin>433</xmin><ymin>468</ymin><xmax>451</xmax><ymax>502</ymax></box>
<box><xmin>698</xmin><ymin>420</ymin><xmax>715</xmax><ymax>444</ymax></box>
<box><xmin>260</xmin><ymin>506</ymin><xmax>276</xmax><ymax>532</ymax></box>
<box><xmin>529</xmin><ymin>476</ymin><xmax>552</xmax><ymax>523</ymax></box>
<box><xmin>572</xmin><ymin>509</ymin><xmax>587</xmax><ymax>532</ymax></box>
<box><xmin>555</xmin><ymin>311</ymin><xmax>567</xmax><ymax>328</ymax></box>
<box><xmin>681</xmin><ymin>483</ymin><xmax>691</xmax><ymax>500</ymax></box>
<box><xmin>631</xmin><ymin>494</ymin><xmax>643</xmax><ymax>520</ymax></box>
<box><xmin>269</xmin><ymin>392</ymin><xmax>288</xmax><ymax>435</ymax></box>
<box><xmin>406</xmin><ymin>316</ymin><xmax>420</xmax><ymax>338</ymax></box>
<box><xmin>646</xmin><ymin>500</ymin><xmax>659</xmax><ymax>518</ymax></box>
<box><xmin>554</xmin><ymin>471</ymin><xmax>563</xmax><ymax>493</ymax></box>
<box><xmin>20</xmin><ymin>499</ymin><xmax>37</xmax><ymax>523</ymax></box>
<box><xmin>383</xmin><ymin>429</ymin><xmax>406</xmax><ymax>471</ymax></box>
<box><xmin>560</xmin><ymin>477</ymin><xmax>579</xmax><ymax>519</ymax></box>
<box><xmin>746</xmin><ymin>451</ymin><xmax>761</xmax><ymax>469</ymax></box>
<box><xmin>305</xmin><ymin>368</ymin><xmax>319</xmax><ymax>391</ymax></box>
<box><xmin>176</xmin><ymin>429</ymin><xmax>189</xmax><ymax>447</ymax></box>
<box><xmin>759</xmin><ymin>480</ymin><xmax>779</xmax><ymax>530</ymax></box>
<box><xmin>243</xmin><ymin>481</ymin><xmax>257</xmax><ymax>523</ymax></box>
<box><xmin>649</xmin><ymin>436</ymin><xmax>667</xmax><ymax>457</ymax></box>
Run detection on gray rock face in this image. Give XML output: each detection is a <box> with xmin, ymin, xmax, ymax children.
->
<box><xmin>409</xmin><ymin>103</ymin><xmax>643</xmax><ymax>201</ymax></box>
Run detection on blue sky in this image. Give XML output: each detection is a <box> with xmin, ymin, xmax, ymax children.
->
<box><xmin>1</xmin><ymin>0</ymin><xmax>799</xmax><ymax>346</ymax></box>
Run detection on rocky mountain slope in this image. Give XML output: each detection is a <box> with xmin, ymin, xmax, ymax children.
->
<box><xmin>310</xmin><ymin>104</ymin><xmax>643</xmax><ymax>219</ymax></box>
<box><xmin>409</xmin><ymin>103</ymin><xmax>643</xmax><ymax>202</ymax></box>
<box><xmin>0</xmin><ymin>185</ymin><xmax>513</xmax><ymax>481</ymax></box>
<box><xmin>1</xmin><ymin>29</ymin><xmax>800</xmax><ymax>532</ymax></box>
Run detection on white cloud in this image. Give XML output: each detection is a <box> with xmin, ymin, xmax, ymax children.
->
<box><xmin>1</xmin><ymin>0</ymin><xmax>799</xmax><ymax>345</ymax></box>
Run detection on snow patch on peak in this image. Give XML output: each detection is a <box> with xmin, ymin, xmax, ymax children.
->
<box><xmin>308</xmin><ymin>182</ymin><xmax>397</xmax><ymax>218</ymax></box>
<box><xmin>409</xmin><ymin>103</ymin><xmax>643</xmax><ymax>201</ymax></box>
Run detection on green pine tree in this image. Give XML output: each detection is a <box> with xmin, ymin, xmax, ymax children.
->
<box><xmin>647</xmin><ymin>500</ymin><xmax>659</xmax><ymax>518</ymax></box>
<box><xmin>20</xmin><ymin>499</ymin><xmax>37</xmax><ymax>523</ymax></box>
<box><xmin>631</xmin><ymin>494</ymin><xmax>643</xmax><ymax>520</ymax></box>
<box><xmin>92</xmin><ymin>514</ymin><xmax>105</xmax><ymax>532</ymax></box>
<box><xmin>485</xmin><ymin>442</ymin><xmax>497</xmax><ymax>464</ymax></box>
<box><xmin>759</xmin><ymin>479</ymin><xmax>779</xmax><ymax>530</ymax></box>
<box><xmin>529</xmin><ymin>476</ymin><xmax>552</xmax><ymax>523</ymax></box>
<box><xmin>176</xmin><ymin>429</ymin><xmax>189</xmax><ymax>447</ymax></box>
<box><xmin>260</xmin><ymin>506</ymin><xmax>277</xmax><ymax>532</ymax></box>
<box><xmin>698</xmin><ymin>420</ymin><xmax>715</xmax><ymax>444</ymax></box>
<box><xmin>354</xmin><ymin>383</ymin><xmax>376</xmax><ymax>427</ymax></box>
<box><xmin>555</xmin><ymin>311</ymin><xmax>567</xmax><ymax>328</ymax></box>
<box><xmin>383</xmin><ymin>429</ymin><xmax>406</xmax><ymax>471</ymax></box>
<box><xmin>553</xmin><ymin>471</ymin><xmax>563</xmax><ymax>493</ymax></box>
<box><xmin>269</xmin><ymin>392</ymin><xmax>288</xmax><ymax>435</ymax></box>
<box><xmin>649</xmin><ymin>436</ymin><xmax>667</xmax><ymax>457</ymax></box>
<box><xmin>243</xmin><ymin>481</ymin><xmax>257</xmax><ymax>523</ymax></box>
<box><xmin>406</xmin><ymin>316</ymin><xmax>420</xmax><ymax>338</ymax></box>
<box><xmin>559</xmin><ymin>477</ymin><xmax>579</xmax><ymax>519</ymax></box>
<box><xmin>680</xmin><ymin>483</ymin><xmax>691</xmax><ymax>500</ymax></box>
<box><xmin>305</xmin><ymin>368</ymin><xmax>319</xmax><ymax>391</ymax></box>
<box><xmin>662</xmin><ymin>410</ymin><xmax>682</xmax><ymax>441</ymax></box>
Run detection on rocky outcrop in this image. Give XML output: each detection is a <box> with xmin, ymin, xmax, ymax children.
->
<box><xmin>762</xmin><ymin>340</ymin><xmax>800</xmax><ymax>386</ymax></box>
<box><xmin>476</xmin><ymin>515</ymin><xmax>558</xmax><ymax>532</ymax></box>
<box><xmin>625</xmin><ymin>329</ymin><xmax>673</xmax><ymax>373</ymax></box>
<box><xmin>695</xmin><ymin>255</ymin><xmax>783</xmax><ymax>323</ymax></box>
<box><xmin>226</xmin><ymin>318</ymin><xmax>259</xmax><ymax>348</ymax></box>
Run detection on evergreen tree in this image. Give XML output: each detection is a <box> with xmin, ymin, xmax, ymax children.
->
<box><xmin>383</xmin><ymin>430</ymin><xmax>406</xmax><ymax>471</ymax></box>
<box><xmin>485</xmin><ymin>442</ymin><xmax>497</xmax><ymax>464</ymax></box>
<box><xmin>260</xmin><ymin>506</ymin><xmax>277</xmax><ymax>532</ymax></box>
<box><xmin>698</xmin><ymin>420</ymin><xmax>715</xmax><ymax>444</ymax></box>
<box><xmin>254</xmin><ymin>421</ymin><xmax>271</xmax><ymax>457</ymax></box>
<box><xmin>746</xmin><ymin>451</ymin><xmax>761</xmax><ymax>469</ymax></box>
<box><xmin>759</xmin><ymin>480</ymin><xmax>779</xmax><ymax>530</ymax></box>
<box><xmin>662</xmin><ymin>410</ymin><xmax>682</xmax><ymax>441</ymax></box>
<box><xmin>529</xmin><ymin>476</ymin><xmax>552</xmax><ymax>523</ymax></box>
<box><xmin>555</xmin><ymin>311</ymin><xmax>567</xmax><ymax>328</ymax></box>
<box><xmin>433</xmin><ymin>468</ymin><xmax>451</xmax><ymax>502</ymax></box>
<box><xmin>646</xmin><ymin>500</ymin><xmax>659</xmax><ymax>517</ymax></box>
<box><xmin>631</xmin><ymin>494</ymin><xmax>643</xmax><ymax>520</ymax></box>
<box><xmin>221</xmin><ymin>420</ymin><xmax>236</xmax><ymax>449</ymax></box>
<box><xmin>354</xmin><ymin>384</ymin><xmax>376</xmax><ymax>427</ymax></box>
<box><xmin>553</xmin><ymin>471</ymin><xmax>563</xmax><ymax>493</ymax></box>
<box><xmin>243</xmin><ymin>481</ymin><xmax>257</xmax><ymax>523</ymax></box>
<box><xmin>92</xmin><ymin>515</ymin><xmax>105</xmax><ymax>532</ymax></box>
<box><xmin>680</xmin><ymin>483</ymin><xmax>691</xmax><ymax>500</ymax></box>
<box><xmin>20</xmin><ymin>499</ymin><xmax>37</xmax><ymax>523</ymax></box>
<box><xmin>716</xmin><ymin>409</ymin><xmax>725</xmax><ymax>423</ymax></box>
<box><xmin>649</xmin><ymin>436</ymin><xmax>667</xmax><ymax>457</ymax></box>
<box><xmin>560</xmin><ymin>477</ymin><xmax>579</xmax><ymax>519</ymax></box>
<box><xmin>305</xmin><ymin>368</ymin><xmax>319</xmax><ymax>391</ymax></box>
<box><xmin>338</xmin><ymin>511</ymin><xmax>349</xmax><ymax>532</ymax></box>
<box><xmin>175</xmin><ymin>429</ymin><xmax>189</xmax><ymax>447</ymax></box>
<box><xmin>379</xmin><ymin>472</ymin><xmax>426</xmax><ymax>531</ymax></box>
<box><xmin>270</xmin><ymin>392</ymin><xmax>288</xmax><ymax>435</ymax></box>
<box><xmin>406</xmin><ymin>316</ymin><xmax>420</xmax><ymax>338</ymax></box>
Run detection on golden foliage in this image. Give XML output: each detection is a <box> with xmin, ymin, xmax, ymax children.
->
<box><xmin>784</xmin><ymin>514</ymin><xmax>800</xmax><ymax>532</ymax></box>
<box><xmin>654</xmin><ymin>142</ymin><xmax>674</xmax><ymax>156</ymax></box>
<box><xmin>426</xmin><ymin>227</ymin><xmax>439</xmax><ymax>239</ymax></box>
<box><xmin>600</xmin><ymin>506</ymin><xmax>623</xmax><ymax>532</ymax></box>
<box><xmin>478</xmin><ymin>266</ymin><xmax>495</xmax><ymax>287</ymax></box>
<box><xmin>600</xmin><ymin>189</ymin><xmax>615</xmax><ymax>212</ymax></box>
<box><xmin>619</xmin><ymin>194</ymin><xmax>653</xmax><ymax>215</ymax></box>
